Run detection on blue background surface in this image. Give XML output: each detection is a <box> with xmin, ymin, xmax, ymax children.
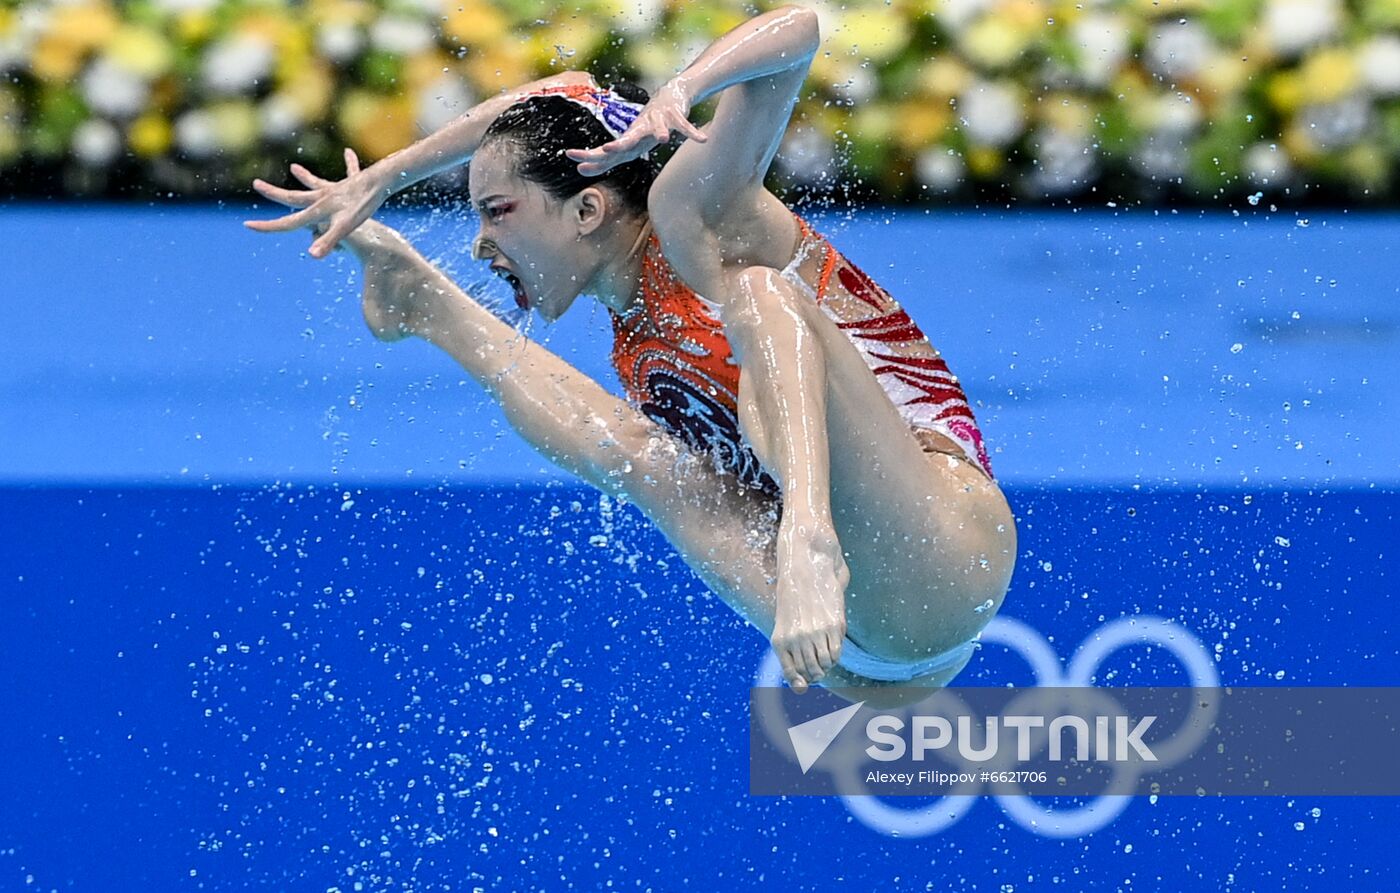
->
<box><xmin>2</xmin><ymin>205</ymin><xmax>1398</xmax><ymax>891</ymax></box>
<box><xmin>3</xmin><ymin>204</ymin><xmax>1396</xmax><ymax>486</ymax></box>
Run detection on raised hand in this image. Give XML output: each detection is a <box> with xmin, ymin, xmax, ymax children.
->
<box><xmin>244</xmin><ymin>148</ymin><xmax>391</xmax><ymax>258</ymax></box>
<box><xmin>563</xmin><ymin>81</ymin><xmax>708</xmax><ymax>177</ymax></box>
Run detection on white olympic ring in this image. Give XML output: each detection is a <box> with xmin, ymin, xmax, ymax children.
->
<box><xmin>751</xmin><ymin>615</ymin><xmax>1221</xmax><ymax>838</ymax></box>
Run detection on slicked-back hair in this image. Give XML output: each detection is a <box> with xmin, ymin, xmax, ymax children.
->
<box><xmin>480</xmin><ymin>82</ymin><xmax>658</xmax><ymax>217</ymax></box>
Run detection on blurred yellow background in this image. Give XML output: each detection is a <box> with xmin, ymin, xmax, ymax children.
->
<box><xmin>2</xmin><ymin>0</ymin><xmax>1397</xmax><ymax>203</ymax></box>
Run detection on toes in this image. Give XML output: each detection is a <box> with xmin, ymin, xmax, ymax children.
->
<box><xmin>827</xmin><ymin>629</ymin><xmax>844</xmax><ymax>669</ymax></box>
<box><xmin>776</xmin><ymin>647</ymin><xmax>809</xmax><ymax>693</ymax></box>
<box><xmin>812</xmin><ymin>637</ymin><xmax>834</xmax><ymax>678</ymax></box>
<box><xmin>797</xmin><ymin>641</ymin><xmax>824</xmax><ymax>684</ymax></box>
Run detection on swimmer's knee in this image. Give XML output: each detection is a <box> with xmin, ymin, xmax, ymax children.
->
<box><xmin>724</xmin><ymin>265</ymin><xmax>812</xmax><ymax>353</ymax></box>
<box><xmin>732</xmin><ymin>265</ymin><xmax>799</xmax><ymax>312</ymax></box>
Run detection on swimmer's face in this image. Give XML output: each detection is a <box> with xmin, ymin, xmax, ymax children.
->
<box><xmin>469</xmin><ymin>140</ymin><xmax>605</xmax><ymax>322</ymax></box>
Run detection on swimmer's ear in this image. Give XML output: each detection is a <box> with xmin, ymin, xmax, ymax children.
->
<box><xmin>569</xmin><ymin>186</ymin><xmax>609</xmax><ymax>236</ymax></box>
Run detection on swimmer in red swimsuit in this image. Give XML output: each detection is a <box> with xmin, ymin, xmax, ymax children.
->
<box><xmin>247</xmin><ymin>5</ymin><xmax>1017</xmax><ymax>699</ymax></box>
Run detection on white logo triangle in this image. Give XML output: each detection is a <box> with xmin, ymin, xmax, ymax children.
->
<box><xmin>787</xmin><ymin>701</ymin><xmax>866</xmax><ymax>774</ymax></box>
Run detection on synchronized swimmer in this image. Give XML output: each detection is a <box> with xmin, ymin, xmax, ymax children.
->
<box><xmin>247</xmin><ymin>4</ymin><xmax>1017</xmax><ymax>697</ymax></box>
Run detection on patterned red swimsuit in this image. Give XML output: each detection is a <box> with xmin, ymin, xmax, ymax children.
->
<box><xmin>608</xmin><ymin>211</ymin><xmax>994</xmax><ymax>495</ymax></box>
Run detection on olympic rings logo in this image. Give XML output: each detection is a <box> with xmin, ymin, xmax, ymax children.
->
<box><xmin>751</xmin><ymin>615</ymin><xmax>1221</xmax><ymax>838</ymax></box>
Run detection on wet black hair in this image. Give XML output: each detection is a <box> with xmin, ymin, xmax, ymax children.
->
<box><xmin>479</xmin><ymin>81</ymin><xmax>658</xmax><ymax>217</ymax></box>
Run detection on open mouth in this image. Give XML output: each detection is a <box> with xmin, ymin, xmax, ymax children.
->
<box><xmin>491</xmin><ymin>265</ymin><xmax>529</xmax><ymax>310</ymax></box>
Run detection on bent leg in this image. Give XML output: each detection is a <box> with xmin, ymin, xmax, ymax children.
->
<box><xmin>343</xmin><ymin>224</ymin><xmax>1008</xmax><ymax>701</ymax></box>
<box><xmin>723</xmin><ymin>265</ymin><xmax>1017</xmax><ymax>676</ymax></box>
<box><xmin>726</xmin><ymin>267</ymin><xmax>853</xmax><ymax>691</ymax></box>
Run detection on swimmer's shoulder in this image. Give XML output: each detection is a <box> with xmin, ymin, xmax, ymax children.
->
<box><xmin>650</xmin><ymin>186</ymin><xmax>800</xmax><ymax>282</ymax></box>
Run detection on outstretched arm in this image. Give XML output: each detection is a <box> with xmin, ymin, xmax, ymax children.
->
<box><xmin>245</xmin><ymin>70</ymin><xmax>598</xmax><ymax>257</ymax></box>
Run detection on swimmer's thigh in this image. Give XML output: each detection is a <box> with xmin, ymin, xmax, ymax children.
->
<box><xmin>730</xmin><ymin>267</ymin><xmax>1017</xmax><ymax>663</ymax></box>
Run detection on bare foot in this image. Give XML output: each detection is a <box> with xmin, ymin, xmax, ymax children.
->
<box><xmin>339</xmin><ymin>219</ymin><xmax>428</xmax><ymax>342</ymax></box>
<box><xmin>770</xmin><ymin>523</ymin><xmax>851</xmax><ymax>693</ymax></box>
